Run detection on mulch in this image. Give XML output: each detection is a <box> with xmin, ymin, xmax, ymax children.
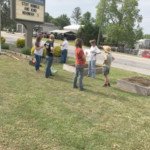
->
<box><xmin>123</xmin><ymin>76</ymin><xmax>150</xmax><ymax>87</ymax></box>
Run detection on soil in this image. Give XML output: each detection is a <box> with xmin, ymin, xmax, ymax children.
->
<box><xmin>124</xmin><ymin>76</ymin><xmax>150</xmax><ymax>87</ymax></box>
<box><xmin>70</xmin><ymin>64</ymin><xmax>102</xmax><ymax>68</ymax></box>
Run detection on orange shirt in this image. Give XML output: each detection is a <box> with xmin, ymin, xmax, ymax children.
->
<box><xmin>75</xmin><ymin>47</ymin><xmax>86</xmax><ymax>66</ymax></box>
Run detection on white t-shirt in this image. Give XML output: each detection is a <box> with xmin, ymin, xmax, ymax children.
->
<box><xmin>61</xmin><ymin>40</ymin><xmax>68</xmax><ymax>50</ymax></box>
<box><xmin>88</xmin><ymin>46</ymin><xmax>101</xmax><ymax>61</ymax></box>
<box><xmin>34</xmin><ymin>42</ymin><xmax>43</xmax><ymax>56</ymax></box>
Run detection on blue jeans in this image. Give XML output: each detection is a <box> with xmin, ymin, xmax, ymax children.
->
<box><xmin>73</xmin><ymin>65</ymin><xmax>84</xmax><ymax>90</ymax></box>
<box><xmin>88</xmin><ymin>60</ymin><xmax>96</xmax><ymax>78</ymax></box>
<box><xmin>61</xmin><ymin>49</ymin><xmax>67</xmax><ymax>63</ymax></box>
<box><xmin>35</xmin><ymin>54</ymin><xmax>42</xmax><ymax>71</ymax></box>
<box><xmin>45</xmin><ymin>55</ymin><xmax>53</xmax><ymax>78</ymax></box>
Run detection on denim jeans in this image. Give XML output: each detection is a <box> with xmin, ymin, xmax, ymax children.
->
<box><xmin>35</xmin><ymin>54</ymin><xmax>42</xmax><ymax>71</ymax></box>
<box><xmin>45</xmin><ymin>55</ymin><xmax>53</xmax><ymax>78</ymax></box>
<box><xmin>88</xmin><ymin>60</ymin><xmax>96</xmax><ymax>78</ymax></box>
<box><xmin>73</xmin><ymin>65</ymin><xmax>84</xmax><ymax>90</ymax></box>
<box><xmin>61</xmin><ymin>49</ymin><xmax>67</xmax><ymax>63</ymax></box>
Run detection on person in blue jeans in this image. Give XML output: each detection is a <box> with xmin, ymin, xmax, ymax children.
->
<box><xmin>44</xmin><ymin>34</ymin><xmax>55</xmax><ymax>78</ymax></box>
<box><xmin>60</xmin><ymin>37</ymin><xmax>68</xmax><ymax>63</ymax></box>
<box><xmin>87</xmin><ymin>40</ymin><xmax>101</xmax><ymax>79</ymax></box>
<box><xmin>34</xmin><ymin>36</ymin><xmax>44</xmax><ymax>72</ymax></box>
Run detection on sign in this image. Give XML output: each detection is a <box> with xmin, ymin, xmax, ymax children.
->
<box><xmin>15</xmin><ymin>0</ymin><xmax>45</xmax><ymax>22</ymax></box>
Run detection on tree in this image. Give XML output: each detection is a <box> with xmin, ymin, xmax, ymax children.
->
<box><xmin>1</xmin><ymin>0</ymin><xmax>16</xmax><ymax>29</ymax></box>
<box><xmin>96</xmin><ymin>0</ymin><xmax>143</xmax><ymax>47</ymax></box>
<box><xmin>71</xmin><ymin>7</ymin><xmax>82</xmax><ymax>24</ymax></box>
<box><xmin>143</xmin><ymin>34</ymin><xmax>150</xmax><ymax>39</ymax></box>
<box><xmin>77</xmin><ymin>23</ymin><xmax>99</xmax><ymax>46</ymax></box>
<box><xmin>80</xmin><ymin>11</ymin><xmax>95</xmax><ymax>25</ymax></box>
<box><xmin>44</xmin><ymin>12</ymin><xmax>53</xmax><ymax>23</ymax></box>
<box><xmin>52</xmin><ymin>14</ymin><xmax>70</xmax><ymax>29</ymax></box>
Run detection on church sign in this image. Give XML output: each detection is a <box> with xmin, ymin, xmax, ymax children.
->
<box><xmin>11</xmin><ymin>0</ymin><xmax>45</xmax><ymax>23</ymax></box>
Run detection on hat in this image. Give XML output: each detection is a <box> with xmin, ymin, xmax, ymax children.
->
<box><xmin>103</xmin><ymin>46</ymin><xmax>111</xmax><ymax>53</ymax></box>
<box><xmin>89</xmin><ymin>40</ymin><xmax>96</xmax><ymax>44</ymax></box>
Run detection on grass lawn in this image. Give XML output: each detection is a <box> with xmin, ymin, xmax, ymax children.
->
<box><xmin>0</xmin><ymin>55</ymin><xmax>150</xmax><ymax>150</ymax></box>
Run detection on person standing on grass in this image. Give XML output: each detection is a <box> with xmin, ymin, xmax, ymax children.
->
<box><xmin>87</xmin><ymin>40</ymin><xmax>101</xmax><ymax>79</ymax></box>
<box><xmin>102</xmin><ymin>46</ymin><xmax>115</xmax><ymax>87</ymax></box>
<box><xmin>45</xmin><ymin>34</ymin><xmax>55</xmax><ymax>78</ymax></box>
<box><xmin>73</xmin><ymin>38</ymin><xmax>86</xmax><ymax>91</ymax></box>
<box><xmin>60</xmin><ymin>37</ymin><xmax>68</xmax><ymax>63</ymax></box>
<box><xmin>34</xmin><ymin>36</ymin><xmax>44</xmax><ymax>72</ymax></box>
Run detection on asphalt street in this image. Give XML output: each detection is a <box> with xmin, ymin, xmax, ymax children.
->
<box><xmin>2</xmin><ymin>31</ymin><xmax>150</xmax><ymax>75</ymax></box>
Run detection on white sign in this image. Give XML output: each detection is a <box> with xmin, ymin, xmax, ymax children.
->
<box><xmin>16</xmin><ymin>0</ymin><xmax>44</xmax><ymax>22</ymax></box>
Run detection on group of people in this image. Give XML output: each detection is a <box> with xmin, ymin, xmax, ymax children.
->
<box><xmin>73</xmin><ymin>38</ymin><xmax>114</xmax><ymax>91</ymax></box>
<box><xmin>34</xmin><ymin>34</ymin><xmax>68</xmax><ymax>78</ymax></box>
<box><xmin>34</xmin><ymin>35</ymin><xmax>114</xmax><ymax>91</ymax></box>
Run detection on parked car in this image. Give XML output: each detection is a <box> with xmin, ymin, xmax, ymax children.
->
<box><xmin>142</xmin><ymin>50</ymin><xmax>150</xmax><ymax>58</ymax></box>
<box><xmin>37</xmin><ymin>32</ymin><xmax>49</xmax><ymax>38</ymax></box>
<box><xmin>33</xmin><ymin>31</ymin><xmax>37</xmax><ymax>37</ymax></box>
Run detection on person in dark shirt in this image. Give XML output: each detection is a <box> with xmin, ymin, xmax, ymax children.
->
<box><xmin>45</xmin><ymin>34</ymin><xmax>55</xmax><ymax>78</ymax></box>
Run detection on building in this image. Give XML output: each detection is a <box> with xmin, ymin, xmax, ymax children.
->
<box><xmin>16</xmin><ymin>22</ymin><xmax>58</xmax><ymax>33</ymax></box>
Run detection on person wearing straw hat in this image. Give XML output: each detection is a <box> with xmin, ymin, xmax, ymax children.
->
<box><xmin>102</xmin><ymin>46</ymin><xmax>115</xmax><ymax>87</ymax></box>
<box><xmin>87</xmin><ymin>40</ymin><xmax>101</xmax><ymax>79</ymax></box>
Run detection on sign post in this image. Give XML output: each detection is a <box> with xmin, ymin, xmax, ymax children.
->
<box><xmin>10</xmin><ymin>0</ymin><xmax>45</xmax><ymax>48</ymax></box>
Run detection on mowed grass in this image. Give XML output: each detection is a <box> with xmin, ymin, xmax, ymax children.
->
<box><xmin>0</xmin><ymin>56</ymin><xmax>150</xmax><ymax>150</ymax></box>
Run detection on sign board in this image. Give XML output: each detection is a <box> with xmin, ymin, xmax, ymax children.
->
<box><xmin>10</xmin><ymin>0</ymin><xmax>45</xmax><ymax>48</ymax></box>
<box><xmin>11</xmin><ymin>0</ymin><xmax>45</xmax><ymax>23</ymax></box>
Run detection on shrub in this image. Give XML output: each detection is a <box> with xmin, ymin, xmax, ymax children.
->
<box><xmin>17</xmin><ymin>38</ymin><xmax>25</xmax><ymax>48</ymax></box>
<box><xmin>31</xmin><ymin>46</ymin><xmax>46</xmax><ymax>58</ymax></box>
<box><xmin>1</xmin><ymin>36</ymin><xmax>5</xmax><ymax>44</ymax></box>
<box><xmin>54</xmin><ymin>46</ymin><xmax>61</xmax><ymax>57</ymax></box>
<box><xmin>21</xmin><ymin>47</ymin><xmax>31</xmax><ymax>55</ymax></box>
<box><xmin>1</xmin><ymin>43</ymin><xmax>9</xmax><ymax>50</ymax></box>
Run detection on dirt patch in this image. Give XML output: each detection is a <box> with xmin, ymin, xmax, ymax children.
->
<box><xmin>70</xmin><ymin>64</ymin><xmax>102</xmax><ymax>68</ymax></box>
<box><xmin>123</xmin><ymin>76</ymin><xmax>150</xmax><ymax>87</ymax></box>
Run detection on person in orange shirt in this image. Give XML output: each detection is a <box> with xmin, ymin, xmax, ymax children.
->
<box><xmin>73</xmin><ymin>38</ymin><xmax>86</xmax><ymax>91</ymax></box>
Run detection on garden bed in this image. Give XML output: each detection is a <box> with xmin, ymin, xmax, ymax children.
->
<box><xmin>63</xmin><ymin>64</ymin><xmax>102</xmax><ymax>76</ymax></box>
<box><xmin>117</xmin><ymin>76</ymin><xmax>150</xmax><ymax>96</ymax></box>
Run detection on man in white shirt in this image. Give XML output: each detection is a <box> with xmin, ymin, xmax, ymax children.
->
<box><xmin>60</xmin><ymin>37</ymin><xmax>68</xmax><ymax>63</ymax></box>
<box><xmin>87</xmin><ymin>40</ymin><xmax>101</xmax><ymax>79</ymax></box>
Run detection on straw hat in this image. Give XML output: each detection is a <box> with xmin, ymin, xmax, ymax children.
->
<box><xmin>103</xmin><ymin>46</ymin><xmax>111</xmax><ymax>53</ymax></box>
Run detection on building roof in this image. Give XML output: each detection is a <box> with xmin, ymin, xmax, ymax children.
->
<box><xmin>51</xmin><ymin>30</ymin><xmax>76</xmax><ymax>34</ymax></box>
<box><xmin>63</xmin><ymin>25</ymin><xmax>84</xmax><ymax>33</ymax></box>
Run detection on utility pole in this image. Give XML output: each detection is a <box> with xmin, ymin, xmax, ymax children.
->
<box><xmin>0</xmin><ymin>4</ymin><xmax>2</xmax><ymax>54</ymax></box>
<box><xmin>97</xmin><ymin>0</ymin><xmax>106</xmax><ymax>46</ymax></box>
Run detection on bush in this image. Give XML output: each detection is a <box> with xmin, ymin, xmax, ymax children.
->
<box><xmin>17</xmin><ymin>39</ymin><xmax>25</xmax><ymax>48</ymax></box>
<box><xmin>21</xmin><ymin>47</ymin><xmax>31</xmax><ymax>55</ymax></box>
<box><xmin>31</xmin><ymin>46</ymin><xmax>46</xmax><ymax>58</ymax></box>
<box><xmin>54</xmin><ymin>46</ymin><xmax>61</xmax><ymax>57</ymax></box>
<box><xmin>1</xmin><ymin>43</ymin><xmax>9</xmax><ymax>50</ymax></box>
<box><xmin>1</xmin><ymin>36</ymin><xmax>5</xmax><ymax>44</ymax></box>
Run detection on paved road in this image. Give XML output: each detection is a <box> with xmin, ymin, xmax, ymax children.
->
<box><xmin>2</xmin><ymin>31</ymin><xmax>150</xmax><ymax>75</ymax></box>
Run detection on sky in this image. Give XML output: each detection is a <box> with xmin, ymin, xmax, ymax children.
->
<box><xmin>45</xmin><ymin>0</ymin><xmax>150</xmax><ymax>34</ymax></box>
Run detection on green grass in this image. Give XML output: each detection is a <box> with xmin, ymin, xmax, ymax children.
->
<box><xmin>0</xmin><ymin>56</ymin><xmax>150</xmax><ymax>150</ymax></box>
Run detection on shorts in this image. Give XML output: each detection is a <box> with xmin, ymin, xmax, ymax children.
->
<box><xmin>102</xmin><ymin>66</ymin><xmax>110</xmax><ymax>76</ymax></box>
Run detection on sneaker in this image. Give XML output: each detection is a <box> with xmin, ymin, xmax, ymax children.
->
<box><xmin>80</xmin><ymin>88</ymin><xmax>86</xmax><ymax>91</ymax></box>
<box><xmin>108</xmin><ymin>83</ymin><xmax>111</xmax><ymax>87</ymax></box>
<box><xmin>102</xmin><ymin>83</ymin><xmax>108</xmax><ymax>87</ymax></box>
<box><xmin>73</xmin><ymin>86</ymin><xmax>78</xmax><ymax>89</ymax></box>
